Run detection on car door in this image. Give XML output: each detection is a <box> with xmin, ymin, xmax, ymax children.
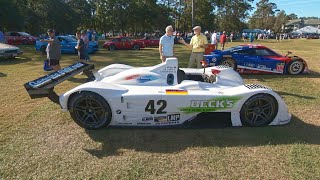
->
<box><xmin>58</xmin><ymin>37</ymin><xmax>68</xmax><ymax>53</ymax></box>
<box><xmin>254</xmin><ymin>48</ymin><xmax>284</xmax><ymax>73</ymax></box>
<box><xmin>232</xmin><ymin>48</ymin><xmax>257</xmax><ymax>70</ymax></box>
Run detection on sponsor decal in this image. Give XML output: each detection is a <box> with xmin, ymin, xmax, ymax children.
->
<box><xmin>118</xmin><ymin>122</ymin><xmax>133</xmax><ymax>125</ymax></box>
<box><xmin>28</xmin><ymin>62</ymin><xmax>85</xmax><ymax>88</ymax></box>
<box><xmin>211</xmin><ymin>57</ymin><xmax>217</xmax><ymax>62</ymax></box>
<box><xmin>209</xmin><ymin>63</ymin><xmax>215</xmax><ymax>66</ymax></box>
<box><xmin>256</xmin><ymin>64</ymin><xmax>272</xmax><ymax>71</ymax></box>
<box><xmin>161</xmin><ymin>66</ymin><xmax>177</xmax><ymax>73</ymax></box>
<box><xmin>154</xmin><ymin>114</ymin><xmax>180</xmax><ymax>124</ymax></box>
<box><xmin>179</xmin><ymin>96</ymin><xmax>242</xmax><ymax>113</ymax></box>
<box><xmin>137</xmin><ymin>75</ymin><xmax>159</xmax><ymax>83</ymax></box>
<box><xmin>276</xmin><ymin>63</ymin><xmax>285</xmax><ymax>72</ymax></box>
<box><xmin>137</xmin><ymin>122</ymin><xmax>152</xmax><ymax>125</ymax></box>
<box><xmin>166</xmin><ymin>89</ymin><xmax>188</xmax><ymax>95</ymax></box>
<box><xmin>125</xmin><ymin>74</ymin><xmax>140</xmax><ymax>80</ymax></box>
<box><xmin>244</xmin><ymin>62</ymin><xmax>255</xmax><ymax>68</ymax></box>
<box><xmin>142</xmin><ymin>116</ymin><xmax>154</xmax><ymax>121</ymax></box>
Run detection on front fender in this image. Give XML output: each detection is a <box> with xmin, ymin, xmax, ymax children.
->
<box><xmin>59</xmin><ymin>82</ymin><xmax>128</xmax><ymax>111</ymax></box>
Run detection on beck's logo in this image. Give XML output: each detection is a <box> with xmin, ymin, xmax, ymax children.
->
<box><xmin>190</xmin><ymin>100</ymin><xmax>234</xmax><ymax>108</ymax></box>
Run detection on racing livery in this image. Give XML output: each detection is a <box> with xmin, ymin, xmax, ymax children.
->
<box><xmin>24</xmin><ymin>58</ymin><xmax>291</xmax><ymax>129</ymax></box>
<box><xmin>204</xmin><ymin>45</ymin><xmax>308</xmax><ymax>75</ymax></box>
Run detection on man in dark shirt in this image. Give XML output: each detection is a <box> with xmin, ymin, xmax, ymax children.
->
<box><xmin>75</xmin><ymin>31</ymin><xmax>85</xmax><ymax>60</ymax></box>
<box><xmin>41</xmin><ymin>29</ymin><xmax>61</xmax><ymax>71</ymax></box>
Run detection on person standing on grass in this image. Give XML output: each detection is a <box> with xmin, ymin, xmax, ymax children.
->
<box><xmin>159</xmin><ymin>25</ymin><xmax>175</xmax><ymax>63</ymax></box>
<box><xmin>220</xmin><ymin>31</ymin><xmax>227</xmax><ymax>50</ymax></box>
<box><xmin>211</xmin><ymin>30</ymin><xmax>218</xmax><ymax>50</ymax></box>
<box><xmin>249</xmin><ymin>33</ymin><xmax>254</xmax><ymax>44</ymax></box>
<box><xmin>41</xmin><ymin>29</ymin><xmax>61</xmax><ymax>71</ymax></box>
<box><xmin>81</xmin><ymin>30</ymin><xmax>90</xmax><ymax>61</ymax></box>
<box><xmin>75</xmin><ymin>31</ymin><xmax>85</xmax><ymax>61</ymax></box>
<box><xmin>179</xmin><ymin>26</ymin><xmax>208</xmax><ymax>68</ymax></box>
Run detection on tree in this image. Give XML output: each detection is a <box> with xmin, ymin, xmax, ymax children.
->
<box><xmin>249</xmin><ymin>0</ymin><xmax>278</xmax><ymax>30</ymax></box>
<box><xmin>214</xmin><ymin>0</ymin><xmax>253</xmax><ymax>32</ymax></box>
<box><xmin>273</xmin><ymin>10</ymin><xmax>287</xmax><ymax>33</ymax></box>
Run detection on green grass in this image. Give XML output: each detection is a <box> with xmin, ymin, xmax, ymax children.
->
<box><xmin>1</xmin><ymin>39</ymin><xmax>320</xmax><ymax>179</ymax></box>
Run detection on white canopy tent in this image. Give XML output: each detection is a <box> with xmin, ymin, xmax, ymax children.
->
<box><xmin>292</xmin><ymin>26</ymin><xmax>320</xmax><ymax>34</ymax></box>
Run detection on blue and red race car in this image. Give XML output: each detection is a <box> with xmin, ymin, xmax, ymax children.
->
<box><xmin>204</xmin><ymin>45</ymin><xmax>309</xmax><ymax>75</ymax></box>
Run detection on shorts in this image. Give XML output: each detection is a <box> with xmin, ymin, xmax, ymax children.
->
<box><xmin>48</xmin><ymin>59</ymin><xmax>60</xmax><ymax>66</ymax></box>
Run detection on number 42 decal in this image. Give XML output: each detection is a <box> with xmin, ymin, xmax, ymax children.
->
<box><xmin>145</xmin><ymin>100</ymin><xmax>167</xmax><ymax>114</ymax></box>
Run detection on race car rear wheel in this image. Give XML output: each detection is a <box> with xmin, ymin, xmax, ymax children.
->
<box><xmin>109</xmin><ymin>45</ymin><xmax>116</xmax><ymax>51</ymax></box>
<box><xmin>219</xmin><ymin>58</ymin><xmax>237</xmax><ymax>70</ymax></box>
<box><xmin>240</xmin><ymin>94</ymin><xmax>278</xmax><ymax>127</ymax></box>
<box><xmin>133</xmin><ymin>44</ymin><xmax>140</xmax><ymax>50</ymax></box>
<box><xmin>287</xmin><ymin>60</ymin><xmax>304</xmax><ymax>75</ymax></box>
<box><xmin>69</xmin><ymin>91</ymin><xmax>112</xmax><ymax>129</ymax></box>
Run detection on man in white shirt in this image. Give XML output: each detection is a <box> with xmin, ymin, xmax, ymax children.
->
<box><xmin>211</xmin><ymin>30</ymin><xmax>218</xmax><ymax>50</ymax></box>
<box><xmin>159</xmin><ymin>25</ymin><xmax>175</xmax><ymax>62</ymax></box>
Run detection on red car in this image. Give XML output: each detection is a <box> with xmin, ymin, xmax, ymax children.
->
<box><xmin>136</xmin><ymin>36</ymin><xmax>160</xmax><ymax>47</ymax></box>
<box><xmin>5</xmin><ymin>32</ymin><xmax>37</xmax><ymax>45</ymax></box>
<box><xmin>103</xmin><ymin>37</ymin><xmax>146</xmax><ymax>50</ymax></box>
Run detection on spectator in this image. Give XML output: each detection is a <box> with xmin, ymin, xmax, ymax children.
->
<box><xmin>75</xmin><ymin>31</ymin><xmax>85</xmax><ymax>61</ymax></box>
<box><xmin>81</xmin><ymin>30</ymin><xmax>90</xmax><ymax>61</ymax></box>
<box><xmin>211</xmin><ymin>30</ymin><xmax>218</xmax><ymax>50</ymax></box>
<box><xmin>249</xmin><ymin>33</ymin><xmax>254</xmax><ymax>44</ymax></box>
<box><xmin>0</xmin><ymin>26</ymin><xmax>6</xmax><ymax>43</ymax></box>
<box><xmin>220</xmin><ymin>31</ymin><xmax>227</xmax><ymax>50</ymax></box>
<box><xmin>40</xmin><ymin>29</ymin><xmax>61</xmax><ymax>71</ymax></box>
<box><xmin>179</xmin><ymin>26</ymin><xmax>208</xmax><ymax>68</ymax></box>
<box><xmin>230</xmin><ymin>32</ymin><xmax>234</xmax><ymax>42</ymax></box>
<box><xmin>159</xmin><ymin>25</ymin><xmax>175</xmax><ymax>62</ymax></box>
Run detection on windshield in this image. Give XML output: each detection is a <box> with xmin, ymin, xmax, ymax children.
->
<box><xmin>18</xmin><ymin>32</ymin><xmax>31</xmax><ymax>36</ymax></box>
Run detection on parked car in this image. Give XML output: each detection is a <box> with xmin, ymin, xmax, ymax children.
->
<box><xmin>0</xmin><ymin>43</ymin><xmax>23</xmax><ymax>59</ymax></box>
<box><xmin>103</xmin><ymin>37</ymin><xmax>146</xmax><ymax>50</ymax></box>
<box><xmin>136</xmin><ymin>36</ymin><xmax>160</xmax><ymax>47</ymax></box>
<box><xmin>24</xmin><ymin>58</ymin><xmax>291</xmax><ymax>129</ymax></box>
<box><xmin>35</xmin><ymin>36</ymin><xmax>99</xmax><ymax>54</ymax></box>
<box><xmin>5</xmin><ymin>32</ymin><xmax>37</xmax><ymax>45</ymax></box>
<box><xmin>204</xmin><ymin>44</ymin><xmax>309</xmax><ymax>75</ymax></box>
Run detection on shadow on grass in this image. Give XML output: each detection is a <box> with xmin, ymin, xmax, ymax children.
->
<box><xmin>276</xmin><ymin>91</ymin><xmax>316</xmax><ymax>100</ymax></box>
<box><xmin>0</xmin><ymin>72</ymin><xmax>7</xmax><ymax>77</ymax></box>
<box><xmin>84</xmin><ymin>115</ymin><xmax>319</xmax><ymax>157</ymax></box>
<box><xmin>241</xmin><ymin>72</ymin><xmax>320</xmax><ymax>80</ymax></box>
<box><xmin>0</xmin><ymin>56</ymin><xmax>32</xmax><ymax>65</ymax></box>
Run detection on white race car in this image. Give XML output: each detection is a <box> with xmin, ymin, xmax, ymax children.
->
<box><xmin>24</xmin><ymin>58</ymin><xmax>291</xmax><ymax>129</ymax></box>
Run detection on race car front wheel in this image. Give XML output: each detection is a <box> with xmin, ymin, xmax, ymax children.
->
<box><xmin>69</xmin><ymin>91</ymin><xmax>112</xmax><ymax>129</ymax></box>
<box><xmin>219</xmin><ymin>58</ymin><xmax>237</xmax><ymax>70</ymax></box>
<box><xmin>240</xmin><ymin>93</ymin><xmax>278</xmax><ymax>127</ymax></box>
<box><xmin>109</xmin><ymin>45</ymin><xmax>116</xmax><ymax>51</ymax></box>
<box><xmin>287</xmin><ymin>60</ymin><xmax>304</xmax><ymax>75</ymax></box>
<box><xmin>133</xmin><ymin>44</ymin><xmax>140</xmax><ymax>50</ymax></box>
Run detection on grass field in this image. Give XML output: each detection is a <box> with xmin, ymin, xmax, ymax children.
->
<box><xmin>1</xmin><ymin>39</ymin><xmax>320</xmax><ymax>179</ymax></box>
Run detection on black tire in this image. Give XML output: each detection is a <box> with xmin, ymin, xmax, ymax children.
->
<box><xmin>40</xmin><ymin>46</ymin><xmax>46</xmax><ymax>54</ymax></box>
<box><xmin>133</xmin><ymin>44</ymin><xmax>140</xmax><ymax>50</ymax></box>
<box><xmin>109</xmin><ymin>44</ymin><xmax>115</xmax><ymax>51</ymax></box>
<box><xmin>68</xmin><ymin>91</ymin><xmax>112</xmax><ymax>129</ymax></box>
<box><xmin>219</xmin><ymin>58</ymin><xmax>237</xmax><ymax>70</ymax></box>
<box><xmin>287</xmin><ymin>60</ymin><xmax>305</xmax><ymax>75</ymax></box>
<box><xmin>240</xmin><ymin>93</ymin><xmax>278</xmax><ymax>127</ymax></box>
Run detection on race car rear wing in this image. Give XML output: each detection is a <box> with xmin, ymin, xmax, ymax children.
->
<box><xmin>24</xmin><ymin>62</ymin><xmax>94</xmax><ymax>104</ymax></box>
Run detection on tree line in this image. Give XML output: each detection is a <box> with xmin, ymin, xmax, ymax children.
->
<box><xmin>0</xmin><ymin>0</ymin><xmax>314</xmax><ymax>36</ymax></box>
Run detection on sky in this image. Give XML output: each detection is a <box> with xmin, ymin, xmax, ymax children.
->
<box><xmin>252</xmin><ymin>0</ymin><xmax>320</xmax><ymax>17</ymax></box>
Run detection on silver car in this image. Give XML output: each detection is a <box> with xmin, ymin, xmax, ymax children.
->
<box><xmin>0</xmin><ymin>43</ymin><xmax>23</xmax><ymax>59</ymax></box>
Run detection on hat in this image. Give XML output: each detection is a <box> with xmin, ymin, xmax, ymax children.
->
<box><xmin>47</xmin><ymin>29</ymin><xmax>54</xmax><ymax>33</ymax></box>
<box><xmin>193</xmin><ymin>26</ymin><xmax>201</xmax><ymax>30</ymax></box>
